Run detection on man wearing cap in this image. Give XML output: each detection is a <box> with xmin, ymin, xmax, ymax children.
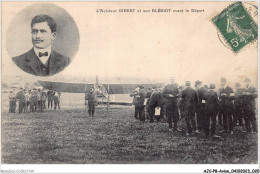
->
<box><xmin>41</xmin><ymin>91</ymin><xmax>47</xmax><ymax>110</ymax></box>
<box><xmin>241</xmin><ymin>78</ymin><xmax>257</xmax><ymax>133</ymax></box>
<box><xmin>47</xmin><ymin>90</ymin><xmax>54</xmax><ymax>109</ymax></box>
<box><xmin>9</xmin><ymin>90</ymin><xmax>17</xmax><ymax>113</ymax></box>
<box><xmin>163</xmin><ymin>77</ymin><xmax>180</xmax><ymax>132</ymax></box>
<box><xmin>219</xmin><ymin>78</ymin><xmax>235</xmax><ymax>134</ymax></box>
<box><xmin>145</xmin><ymin>87</ymin><xmax>155</xmax><ymax>121</ymax></box>
<box><xmin>130</xmin><ymin>86</ymin><xmax>147</xmax><ymax>122</ymax></box>
<box><xmin>86</xmin><ymin>88</ymin><xmax>96</xmax><ymax>117</ymax></box>
<box><xmin>195</xmin><ymin>80</ymin><xmax>207</xmax><ymax>133</ymax></box>
<box><xmin>181</xmin><ymin>81</ymin><xmax>198</xmax><ymax>135</ymax></box>
<box><xmin>37</xmin><ymin>89</ymin><xmax>42</xmax><ymax>111</ymax></box>
<box><xmin>204</xmin><ymin>84</ymin><xmax>221</xmax><ymax>138</ymax></box>
<box><xmin>31</xmin><ymin>88</ymin><xmax>38</xmax><ymax>112</ymax></box>
<box><xmin>234</xmin><ymin>83</ymin><xmax>244</xmax><ymax>127</ymax></box>
<box><xmin>130</xmin><ymin>87</ymin><xmax>140</xmax><ymax>120</ymax></box>
<box><xmin>178</xmin><ymin>85</ymin><xmax>185</xmax><ymax>121</ymax></box>
<box><xmin>148</xmin><ymin>87</ymin><xmax>164</xmax><ymax>123</ymax></box>
<box><xmin>16</xmin><ymin>88</ymin><xmax>26</xmax><ymax>114</ymax></box>
<box><xmin>24</xmin><ymin>90</ymin><xmax>31</xmax><ymax>112</ymax></box>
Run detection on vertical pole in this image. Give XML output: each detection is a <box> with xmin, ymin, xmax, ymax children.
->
<box><xmin>41</xmin><ymin>90</ymin><xmax>43</xmax><ymax>112</ymax></box>
<box><xmin>107</xmin><ymin>84</ymin><xmax>110</xmax><ymax>110</ymax></box>
<box><xmin>84</xmin><ymin>77</ymin><xmax>87</xmax><ymax>114</ymax></box>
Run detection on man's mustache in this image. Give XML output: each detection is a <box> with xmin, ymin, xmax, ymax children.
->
<box><xmin>33</xmin><ymin>39</ymin><xmax>44</xmax><ymax>42</ymax></box>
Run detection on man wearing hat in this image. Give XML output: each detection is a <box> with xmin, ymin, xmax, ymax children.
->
<box><xmin>31</xmin><ymin>88</ymin><xmax>38</xmax><ymax>112</ymax></box>
<box><xmin>47</xmin><ymin>90</ymin><xmax>54</xmax><ymax>109</ymax></box>
<box><xmin>37</xmin><ymin>89</ymin><xmax>42</xmax><ymax>111</ymax></box>
<box><xmin>195</xmin><ymin>80</ymin><xmax>207</xmax><ymax>133</ymax></box>
<box><xmin>204</xmin><ymin>84</ymin><xmax>221</xmax><ymax>138</ymax></box>
<box><xmin>24</xmin><ymin>90</ymin><xmax>31</xmax><ymax>112</ymax></box>
<box><xmin>86</xmin><ymin>88</ymin><xmax>96</xmax><ymax>117</ymax></box>
<box><xmin>162</xmin><ymin>77</ymin><xmax>180</xmax><ymax>132</ymax></box>
<box><xmin>145</xmin><ymin>87</ymin><xmax>155</xmax><ymax>121</ymax></box>
<box><xmin>219</xmin><ymin>78</ymin><xmax>235</xmax><ymax>134</ymax></box>
<box><xmin>16</xmin><ymin>88</ymin><xmax>26</xmax><ymax>114</ymax></box>
<box><xmin>9</xmin><ymin>90</ymin><xmax>17</xmax><ymax>113</ymax></box>
<box><xmin>181</xmin><ymin>81</ymin><xmax>198</xmax><ymax>135</ymax></box>
<box><xmin>130</xmin><ymin>86</ymin><xmax>147</xmax><ymax>122</ymax></box>
<box><xmin>241</xmin><ymin>78</ymin><xmax>257</xmax><ymax>133</ymax></box>
<box><xmin>148</xmin><ymin>87</ymin><xmax>164</xmax><ymax>123</ymax></box>
<box><xmin>234</xmin><ymin>83</ymin><xmax>244</xmax><ymax>127</ymax></box>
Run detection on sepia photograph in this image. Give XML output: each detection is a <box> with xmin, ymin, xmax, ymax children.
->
<box><xmin>1</xmin><ymin>1</ymin><xmax>259</xmax><ymax>173</ymax></box>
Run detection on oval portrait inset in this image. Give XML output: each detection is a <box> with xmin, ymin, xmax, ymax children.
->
<box><xmin>7</xmin><ymin>3</ymin><xmax>80</xmax><ymax>76</ymax></box>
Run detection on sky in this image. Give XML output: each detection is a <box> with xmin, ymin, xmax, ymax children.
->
<box><xmin>2</xmin><ymin>1</ymin><xmax>258</xmax><ymax>88</ymax></box>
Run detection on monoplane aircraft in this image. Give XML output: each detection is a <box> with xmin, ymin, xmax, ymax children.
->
<box><xmin>38</xmin><ymin>76</ymin><xmax>163</xmax><ymax>107</ymax></box>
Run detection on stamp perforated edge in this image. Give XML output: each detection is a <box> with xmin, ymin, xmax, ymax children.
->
<box><xmin>210</xmin><ymin>1</ymin><xmax>258</xmax><ymax>55</ymax></box>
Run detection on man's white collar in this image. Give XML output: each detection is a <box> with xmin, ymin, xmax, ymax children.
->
<box><xmin>34</xmin><ymin>46</ymin><xmax>51</xmax><ymax>65</ymax></box>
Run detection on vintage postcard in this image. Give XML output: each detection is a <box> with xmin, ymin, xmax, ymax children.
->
<box><xmin>1</xmin><ymin>1</ymin><xmax>259</xmax><ymax>173</ymax></box>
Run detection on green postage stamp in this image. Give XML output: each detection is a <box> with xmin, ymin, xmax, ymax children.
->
<box><xmin>212</xmin><ymin>2</ymin><xmax>258</xmax><ymax>53</ymax></box>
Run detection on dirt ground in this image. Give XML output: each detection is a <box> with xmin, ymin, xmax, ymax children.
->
<box><xmin>1</xmin><ymin>104</ymin><xmax>258</xmax><ymax>164</ymax></box>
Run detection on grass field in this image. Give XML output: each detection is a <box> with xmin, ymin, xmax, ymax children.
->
<box><xmin>1</xmin><ymin>102</ymin><xmax>258</xmax><ymax>164</ymax></box>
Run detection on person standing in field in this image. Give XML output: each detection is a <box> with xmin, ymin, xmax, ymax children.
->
<box><xmin>24</xmin><ymin>90</ymin><xmax>31</xmax><ymax>112</ymax></box>
<box><xmin>16</xmin><ymin>88</ymin><xmax>26</xmax><ymax>114</ymax></box>
<box><xmin>181</xmin><ymin>81</ymin><xmax>199</xmax><ymax>135</ymax></box>
<box><xmin>145</xmin><ymin>87</ymin><xmax>154</xmax><ymax>121</ymax></box>
<box><xmin>219</xmin><ymin>78</ymin><xmax>235</xmax><ymax>135</ymax></box>
<box><xmin>195</xmin><ymin>80</ymin><xmax>207</xmax><ymax>133</ymax></box>
<box><xmin>234</xmin><ymin>83</ymin><xmax>244</xmax><ymax>127</ymax></box>
<box><xmin>162</xmin><ymin>77</ymin><xmax>180</xmax><ymax>132</ymax></box>
<box><xmin>148</xmin><ymin>87</ymin><xmax>163</xmax><ymax>123</ymax></box>
<box><xmin>31</xmin><ymin>88</ymin><xmax>38</xmax><ymax>112</ymax></box>
<box><xmin>130</xmin><ymin>86</ymin><xmax>146</xmax><ymax>122</ymax></box>
<box><xmin>9</xmin><ymin>90</ymin><xmax>17</xmax><ymax>113</ymax></box>
<box><xmin>47</xmin><ymin>90</ymin><xmax>54</xmax><ymax>108</ymax></box>
<box><xmin>204</xmin><ymin>84</ymin><xmax>221</xmax><ymax>138</ymax></box>
<box><xmin>41</xmin><ymin>91</ymin><xmax>47</xmax><ymax>109</ymax></box>
<box><xmin>86</xmin><ymin>88</ymin><xmax>96</xmax><ymax>117</ymax></box>
<box><xmin>241</xmin><ymin>78</ymin><xmax>257</xmax><ymax>133</ymax></box>
<box><xmin>53</xmin><ymin>91</ymin><xmax>61</xmax><ymax>110</ymax></box>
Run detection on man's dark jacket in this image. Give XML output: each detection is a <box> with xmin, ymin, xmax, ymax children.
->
<box><xmin>12</xmin><ymin>48</ymin><xmax>70</xmax><ymax>76</ymax></box>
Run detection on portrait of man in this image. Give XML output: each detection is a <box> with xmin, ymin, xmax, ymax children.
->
<box><xmin>12</xmin><ymin>14</ymin><xmax>70</xmax><ymax>76</ymax></box>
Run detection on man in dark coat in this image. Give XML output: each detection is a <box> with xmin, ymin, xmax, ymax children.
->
<box><xmin>204</xmin><ymin>84</ymin><xmax>221</xmax><ymax>138</ymax></box>
<box><xmin>30</xmin><ymin>88</ymin><xmax>38</xmax><ymax>112</ymax></box>
<box><xmin>12</xmin><ymin>15</ymin><xmax>70</xmax><ymax>76</ymax></box>
<box><xmin>130</xmin><ymin>87</ymin><xmax>140</xmax><ymax>120</ymax></box>
<box><xmin>195</xmin><ymin>80</ymin><xmax>207</xmax><ymax>133</ymax></box>
<box><xmin>219</xmin><ymin>78</ymin><xmax>235</xmax><ymax>134</ymax></box>
<box><xmin>16</xmin><ymin>88</ymin><xmax>26</xmax><ymax>114</ymax></box>
<box><xmin>86</xmin><ymin>88</ymin><xmax>96</xmax><ymax>117</ymax></box>
<box><xmin>145</xmin><ymin>87</ymin><xmax>154</xmax><ymax>121</ymax></box>
<box><xmin>47</xmin><ymin>90</ymin><xmax>54</xmax><ymax>108</ymax></box>
<box><xmin>148</xmin><ymin>88</ymin><xmax>163</xmax><ymax>123</ymax></box>
<box><xmin>9</xmin><ymin>90</ymin><xmax>16</xmax><ymax>113</ymax></box>
<box><xmin>234</xmin><ymin>83</ymin><xmax>244</xmax><ymax>127</ymax></box>
<box><xmin>181</xmin><ymin>81</ymin><xmax>198</xmax><ymax>135</ymax></box>
<box><xmin>163</xmin><ymin>77</ymin><xmax>180</xmax><ymax>132</ymax></box>
<box><xmin>241</xmin><ymin>78</ymin><xmax>257</xmax><ymax>133</ymax></box>
<box><xmin>130</xmin><ymin>86</ymin><xmax>147</xmax><ymax>122</ymax></box>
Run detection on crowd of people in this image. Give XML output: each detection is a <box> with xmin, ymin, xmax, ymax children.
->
<box><xmin>8</xmin><ymin>88</ymin><xmax>61</xmax><ymax>113</ymax></box>
<box><xmin>130</xmin><ymin>77</ymin><xmax>257</xmax><ymax>138</ymax></box>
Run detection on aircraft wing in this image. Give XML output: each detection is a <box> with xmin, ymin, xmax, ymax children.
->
<box><xmin>102</xmin><ymin>83</ymin><xmax>164</xmax><ymax>94</ymax></box>
<box><xmin>38</xmin><ymin>80</ymin><xmax>94</xmax><ymax>93</ymax></box>
<box><xmin>38</xmin><ymin>80</ymin><xmax>163</xmax><ymax>94</ymax></box>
